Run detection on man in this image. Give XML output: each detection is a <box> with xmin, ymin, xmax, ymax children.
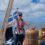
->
<box><xmin>13</xmin><ymin>12</ymin><xmax>25</xmax><ymax>45</ymax></box>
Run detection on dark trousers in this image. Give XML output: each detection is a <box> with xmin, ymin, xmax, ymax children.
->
<box><xmin>14</xmin><ymin>34</ymin><xmax>25</xmax><ymax>45</ymax></box>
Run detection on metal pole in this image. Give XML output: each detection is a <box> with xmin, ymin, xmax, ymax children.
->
<box><xmin>2</xmin><ymin>0</ymin><xmax>14</xmax><ymax>44</ymax></box>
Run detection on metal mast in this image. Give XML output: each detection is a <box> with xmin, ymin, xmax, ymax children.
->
<box><xmin>2</xmin><ymin>0</ymin><xmax>14</xmax><ymax>44</ymax></box>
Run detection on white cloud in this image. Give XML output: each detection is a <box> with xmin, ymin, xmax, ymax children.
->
<box><xmin>26</xmin><ymin>3</ymin><xmax>45</xmax><ymax>18</ymax></box>
<box><xmin>0</xmin><ymin>4</ymin><xmax>7</xmax><ymax>10</ymax></box>
<box><xmin>40</xmin><ymin>0</ymin><xmax>45</xmax><ymax>3</ymax></box>
<box><xmin>0</xmin><ymin>0</ymin><xmax>9</xmax><ymax>10</ymax></box>
<box><xmin>13</xmin><ymin>0</ymin><xmax>45</xmax><ymax>18</ymax></box>
<box><xmin>30</xmin><ymin>3</ymin><xmax>45</xmax><ymax>11</ymax></box>
<box><xmin>30</xmin><ymin>11</ymin><xmax>45</xmax><ymax>18</ymax></box>
<box><xmin>0</xmin><ymin>0</ymin><xmax>45</xmax><ymax>29</ymax></box>
<box><xmin>16</xmin><ymin>2</ymin><xmax>45</xmax><ymax>18</ymax></box>
<box><xmin>13</xmin><ymin>0</ymin><xmax>32</xmax><ymax>9</ymax></box>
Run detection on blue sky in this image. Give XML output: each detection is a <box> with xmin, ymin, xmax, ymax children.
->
<box><xmin>0</xmin><ymin>0</ymin><xmax>9</xmax><ymax>29</ymax></box>
<box><xmin>0</xmin><ymin>0</ymin><xmax>45</xmax><ymax>29</ymax></box>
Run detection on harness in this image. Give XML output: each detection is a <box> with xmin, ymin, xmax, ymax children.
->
<box><xmin>17</xmin><ymin>19</ymin><xmax>24</xmax><ymax>30</ymax></box>
<box><xmin>14</xmin><ymin>19</ymin><xmax>25</xmax><ymax>34</ymax></box>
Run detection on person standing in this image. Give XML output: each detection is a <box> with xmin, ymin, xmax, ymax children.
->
<box><xmin>13</xmin><ymin>12</ymin><xmax>25</xmax><ymax>45</ymax></box>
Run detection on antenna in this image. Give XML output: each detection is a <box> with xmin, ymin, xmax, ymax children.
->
<box><xmin>17</xmin><ymin>8</ymin><xmax>19</xmax><ymax>11</ymax></box>
<box><xmin>13</xmin><ymin>8</ymin><xmax>19</xmax><ymax>15</ymax></box>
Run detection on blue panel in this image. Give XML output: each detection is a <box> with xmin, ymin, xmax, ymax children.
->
<box><xmin>14</xmin><ymin>15</ymin><xmax>17</xmax><ymax>19</ymax></box>
<box><xmin>8</xmin><ymin>17</ymin><xmax>13</xmax><ymax>22</ymax></box>
<box><xmin>32</xmin><ymin>0</ymin><xmax>39</xmax><ymax>3</ymax></box>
